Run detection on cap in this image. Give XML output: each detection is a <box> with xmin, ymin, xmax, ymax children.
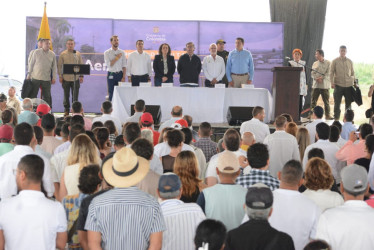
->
<box><xmin>217</xmin><ymin>151</ymin><xmax>240</xmax><ymax>173</ymax></box>
<box><xmin>216</xmin><ymin>39</ymin><xmax>226</xmax><ymax>44</ymax></box>
<box><xmin>0</xmin><ymin>93</ymin><xmax>7</xmax><ymax>102</ymax></box>
<box><xmin>158</xmin><ymin>173</ymin><xmax>181</xmax><ymax>193</ymax></box>
<box><xmin>36</xmin><ymin>104</ymin><xmax>51</xmax><ymax>116</ymax></box>
<box><xmin>141</xmin><ymin>112</ymin><xmax>154</xmax><ymax>125</ymax></box>
<box><xmin>175</xmin><ymin>119</ymin><xmax>188</xmax><ymax>128</ymax></box>
<box><xmin>246</xmin><ymin>183</ymin><xmax>273</xmax><ymax>209</ymax></box>
<box><xmin>313</xmin><ymin>106</ymin><xmax>324</xmax><ymax>118</ymax></box>
<box><xmin>0</xmin><ymin>124</ymin><xmax>13</xmax><ymax>142</ymax></box>
<box><xmin>114</xmin><ymin>135</ymin><xmax>125</xmax><ymax>146</ymax></box>
<box><xmin>341</xmin><ymin>164</ymin><xmax>368</xmax><ymax>195</ymax></box>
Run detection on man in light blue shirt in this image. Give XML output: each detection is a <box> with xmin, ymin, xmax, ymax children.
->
<box><xmin>226</xmin><ymin>37</ymin><xmax>254</xmax><ymax>88</ymax></box>
<box><xmin>18</xmin><ymin>98</ymin><xmax>39</xmax><ymax>125</ymax></box>
<box><xmin>341</xmin><ymin>109</ymin><xmax>356</xmax><ymax>140</ymax></box>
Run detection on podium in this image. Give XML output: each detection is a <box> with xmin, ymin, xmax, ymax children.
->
<box><xmin>62</xmin><ymin>64</ymin><xmax>90</xmax><ymax>102</ymax></box>
<box><xmin>271</xmin><ymin>67</ymin><xmax>302</xmax><ymax>122</ymax></box>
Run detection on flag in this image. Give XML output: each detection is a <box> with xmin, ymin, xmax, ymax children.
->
<box><xmin>37</xmin><ymin>2</ymin><xmax>52</xmax><ymax>50</ymax></box>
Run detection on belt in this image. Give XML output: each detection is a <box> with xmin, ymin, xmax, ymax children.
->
<box><xmin>109</xmin><ymin>71</ymin><xmax>122</xmax><ymax>74</ymax></box>
<box><xmin>231</xmin><ymin>73</ymin><xmax>248</xmax><ymax>76</ymax></box>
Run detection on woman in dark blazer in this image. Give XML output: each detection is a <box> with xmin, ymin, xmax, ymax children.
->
<box><xmin>153</xmin><ymin>43</ymin><xmax>176</xmax><ymax>86</ymax></box>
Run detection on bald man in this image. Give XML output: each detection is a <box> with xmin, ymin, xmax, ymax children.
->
<box><xmin>158</xmin><ymin>106</ymin><xmax>183</xmax><ymax>132</ymax></box>
<box><xmin>241</xmin><ymin>132</ymin><xmax>255</xmax><ymax>152</ymax></box>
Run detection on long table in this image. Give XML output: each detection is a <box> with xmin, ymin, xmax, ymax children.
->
<box><xmin>112</xmin><ymin>87</ymin><xmax>273</xmax><ymax>124</ymax></box>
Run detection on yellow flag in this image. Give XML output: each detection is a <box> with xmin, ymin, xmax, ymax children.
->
<box><xmin>37</xmin><ymin>2</ymin><xmax>53</xmax><ymax>50</ymax></box>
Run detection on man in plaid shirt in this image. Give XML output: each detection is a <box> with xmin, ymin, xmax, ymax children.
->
<box><xmin>193</xmin><ymin>122</ymin><xmax>218</xmax><ymax>162</ymax></box>
<box><xmin>236</xmin><ymin>143</ymin><xmax>279</xmax><ymax>190</ymax></box>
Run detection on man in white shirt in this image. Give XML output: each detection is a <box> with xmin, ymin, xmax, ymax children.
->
<box><xmin>93</xmin><ymin>101</ymin><xmax>122</xmax><ymax>134</ymax></box>
<box><xmin>127</xmin><ymin>40</ymin><xmax>152</xmax><ymax>86</ymax></box>
<box><xmin>158</xmin><ymin>173</ymin><xmax>205</xmax><ymax>250</ymax></box>
<box><xmin>306</xmin><ymin>105</ymin><xmax>325</xmax><ymax>143</ymax></box>
<box><xmin>205</xmin><ymin>128</ymin><xmax>246</xmax><ymax>186</ymax></box>
<box><xmin>202</xmin><ymin>43</ymin><xmax>225</xmax><ymax>88</ymax></box>
<box><xmin>158</xmin><ymin>106</ymin><xmax>183</xmax><ymax>132</ymax></box>
<box><xmin>303</xmin><ymin>122</ymin><xmax>344</xmax><ymax>184</ymax></box>
<box><xmin>0</xmin><ymin>123</ymin><xmax>54</xmax><ymax>199</ymax></box>
<box><xmin>240</xmin><ymin>106</ymin><xmax>270</xmax><ymax>143</ymax></box>
<box><xmin>263</xmin><ymin>116</ymin><xmax>300</xmax><ymax>178</ymax></box>
<box><xmin>125</xmin><ymin>99</ymin><xmax>145</xmax><ymax>124</ymax></box>
<box><xmin>316</xmin><ymin>164</ymin><xmax>374</xmax><ymax>250</ymax></box>
<box><xmin>104</xmin><ymin>35</ymin><xmax>127</xmax><ymax>101</ymax></box>
<box><xmin>0</xmin><ymin>155</ymin><xmax>67</xmax><ymax>249</ymax></box>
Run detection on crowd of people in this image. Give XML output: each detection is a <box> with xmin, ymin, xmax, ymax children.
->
<box><xmin>0</xmin><ymin>92</ymin><xmax>374</xmax><ymax>250</ymax></box>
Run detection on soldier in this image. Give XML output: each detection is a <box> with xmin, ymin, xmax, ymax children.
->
<box><xmin>216</xmin><ymin>39</ymin><xmax>229</xmax><ymax>87</ymax></box>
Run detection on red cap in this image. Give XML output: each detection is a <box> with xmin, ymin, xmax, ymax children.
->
<box><xmin>36</xmin><ymin>104</ymin><xmax>51</xmax><ymax>116</ymax></box>
<box><xmin>0</xmin><ymin>124</ymin><xmax>13</xmax><ymax>141</ymax></box>
<box><xmin>141</xmin><ymin>112</ymin><xmax>154</xmax><ymax>125</ymax></box>
<box><xmin>175</xmin><ymin>119</ymin><xmax>188</xmax><ymax>128</ymax></box>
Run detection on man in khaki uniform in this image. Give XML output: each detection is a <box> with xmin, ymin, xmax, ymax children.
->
<box><xmin>330</xmin><ymin>45</ymin><xmax>355</xmax><ymax>120</ymax></box>
<box><xmin>58</xmin><ymin>39</ymin><xmax>84</xmax><ymax>116</ymax></box>
<box><xmin>311</xmin><ymin>49</ymin><xmax>333</xmax><ymax>120</ymax></box>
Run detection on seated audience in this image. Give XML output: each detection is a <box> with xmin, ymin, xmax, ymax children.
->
<box><xmin>6</xmin><ymin>86</ymin><xmax>21</xmax><ymax>114</ymax></box>
<box><xmin>94</xmin><ymin>127</ymin><xmax>112</xmax><ymax>158</ymax></box>
<box><xmin>264</xmin><ymin>115</ymin><xmax>300</xmax><ymax>177</ymax></box>
<box><xmin>331</xmin><ymin>120</ymin><xmax>347</xmax><ymax>147</ymax></box>
<box><xmin>18</xmin><ymin>98</ymin><xmax>39</xmax><ymax>125</ymax></box>
<box><xmin>0</xmin><ymin>155</ymin><xmax>67</xmax><ymax>249</ymax></box>
<box><xmin>1</xmin><ymin>109</ymin><xmax>13</xmax><ymax>128</ymax></box>
<box><xmin>225</xmin><ymin>183</ymin><xmax>295</xmax><ymax>250</ymax></box>
<box><xmin>104</xmin><ymin>120</ymin><xmax>118</xmax><ymax>146</ymax></box>
<box><xmin>174</xmin><ymin>151</ymin><xmax>205</xmax><ymax>203</ymax></box>
<box><xmin>316</xmin><ymin>164</ymin><xmax>374</xmax><ymax>249</ymax></box>
<box><xmin>140</xmin><ymin>112</ymin><xmax>160</xmax><ymax>145</ymax></box>
<box><xmin>92</xmin><ymin>101</ymin><xmax>122</xmax><ymax>134</ymax></box>
<box><xmin>281</xmin><ymin>113</ymin><xmax>293</xmax><ymax>123</ymax></box>
<box><xmin>240</xmin><ymin>131</ymin><xmax>255</xmax><ymax>152</ymax></box>
<box><xmin>341</xmin><ymin>109</ymin><xmax>356</xmax><ymax>140</ymax></box>
<box><xmin>286</xmin><ymin>122</ymin><xmax>298</xmax><ymax>137</ymax></box>
<box><xmin>91</xmin><ymin>121</ymin><xmax>104</xmax><ymax>131</ymax></box>
<box><xmin>354</xmin><ymin>134</ymin><xmax>374</xmax><ymax>172</ymax></box>
<box><xmin>158</xmin><ymin>173</ymin><xmax>206</xmax><ymax>250</ymax></box>
<box><xmin>336</xmin><ymin>123</ymin><xmax>373</xmax><ymax>164</ymax></box>
<box><xmin>194</xmin><ymin>219</ymin><xmax>226</xmax><ymax>250</ymax></box>
<box><xmin>113</xmin><ymin>135</ymin><xmax>125</xmax><ymax>151</ymax></box>
<box><xmin>71</xmin><ymin>101</ymin><xmax>92</xmax><ymax>131</ymax></box>
<box><xmin>240</xmin><ymin>106</ymin><xmax>270</xmax><ymax>143</ymax></box>
<box><xmin>306</xmin><ymin>106</ymin><xmax>324</xmax><ymax>143</ymax></box>
<box><xmin>40</xmin><ymin>113</ymin><xmax>63</xmax><ymax>155</ymax></box>
<box><xmin>161</xmin><ymin>129</ymin><xmax>184</xmax><ymax>173</ymax></box>
<box><xmin>303</xmin><ymin>240</ymin><xmax>331</xmax><ymax>250</ymax></box>
<box><xmin>158</xmin><ymin>105</ymin><xmax>183</xmax><ymax>132</ymax></box>
<box><xmin>0</xmin><ymin>124</ymin><xmax>14</xmax><ymax>156</ymax></box>
<box><xmin>303</xmin><ymin>157</ymin><xmax>344</xmax><ymax>212</ymax></box>
<box><xmin>193</xmin><ymin>122</ymin><xmax>218</xmax><ymax>162</ymax></box>
<box><xmin>141</xmin><ymin>128</ymin><xmax>154</xmax><ymax>145</ymax></box>
<box><xmin>33</xmin><ymin>125</ymin><xmax>52</xmax><ymax>160</ymax></box>
<box><xmin>236</xmin><ymin>143</ymin><xmax>280</xmax><ymax>190</ymax></box>
<box><xmin>197</xmin><ymin>151</ymin><xmax>247</xmax><ymax>231</ymax></box>
<box><xmin>125</xmin><ymin>99</ymin><xmax>145</xmax><ymax>123</ymax></box>
<box><xmin>296</xmin><ymin>127</ymin><xmax>310</xmax><ymax>160</ymax></box>
<box><xmin>183</xmin><ymin>114</ymin><xmax>199</xmax><ymax>142</ymax></box>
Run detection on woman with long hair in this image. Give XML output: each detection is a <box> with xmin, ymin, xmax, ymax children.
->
<box><xmin>58</xmin><ymin>134</ymin><xmax>100</xmax><ymax>200</ymax></box>
<box><xmin>160</xmin><ymin>129</ymin><xmax>184</xmax><ymax>173</ymax></box>
<box><xmin>296</xmin><ymin>127</ymin><xmax>310</xmax><ymax>161</ymax></box>
<box><xmin>153</xmin><ymin>43</ymin><xmax>175</xmax><ymax>86</ymax></box>
<box><xmin>174</xmin><ymin>151</ymin><xmax>205</xmax><ymax>203</ymax></box>
<box><xmin>94</xmin><ymin>127</ymin><xmax>112</xmax><ymax>158</ymax></box>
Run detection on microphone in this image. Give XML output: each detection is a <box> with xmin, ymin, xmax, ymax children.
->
<box><xmin>73</xmin><ymin>50</ymin><xmax>76</xmax><ymax>54</ymax></box>
<box><xmin>73</xmin><ymin>50</ymin><xmax>78</xmax><ymax>63</ymax></box>
<box><xmin>285</xmin><ymin>56</ymin><xmax>291</xmax><ymax>60</ymax></box>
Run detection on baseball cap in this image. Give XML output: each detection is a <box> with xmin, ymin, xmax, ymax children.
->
<box><xmin>36</xmin><ymin>104</ymin><xmax>51</xmax><ymax>116</ymax></box>
<box><xmin>141</xmin><ymin>112</ymin><xmax>154</xmax><ymax>125</ymax></box>
<box><xmin>158</xmin><ymin>173</ymin><xmax>181</xmax><ymax>194</ymax></box>
<box><xmin>0</xmin><ymin>93</ymin><xmax>7</xmax><ymax>102</ymax></box>
<box><xmin>216</xmin><ymin>151</ymin><xmax>240</xmax><ymax>173</ymax></box>
<box><xmin>313</xmin><ymin>106</ymin><xmax>324</xmax><ymax>118</ymax></box>
<box><xmin>216</xmin><ymin>39</ymin><xmax>226</xmax><ymax>44</ymax></box>
<box><xmin>246</xmin><ymin>183</ymin><xmax>273</xmax><ymax>209</ymax></box>
<box><xmin>341</xmin><ymin>164</ymin><xmax>368</xmax><ymax>195</ymax></box>
<box><xmin>0</xmin><ymin>124</ymin><xmax>13</xmax><ymax>142</ymax></box>
<box><xmin>175</xmin><ymin>119</ymin><xmax>188</xmax><ymax>128</ymax></box>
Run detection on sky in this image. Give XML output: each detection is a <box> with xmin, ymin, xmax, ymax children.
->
<box><xmin>1</xmin><ymin>0</ymin><xmax>373</xmax><ymax>81</ymax></box>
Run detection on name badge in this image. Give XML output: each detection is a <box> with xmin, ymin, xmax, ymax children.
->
<box><xmin>119</xmin><ymin>82</ymin><xmax>132</xmax><ymax>87</ymax></box>
<box><xmin>140</xmin><ymin>82</ymin><xmax>151</xmax><ymax>87</ymax></box>
<box><xmin>162</xmin><ymin>83</ymin><xmax>173</xmax><ymax>88</ymax></box>
<box><xmin>215</xmin><ymin>84</ymin><xmax>225</xmax><ymax>88</ymax></box>
<box><xmin>242</xmin><ymin>84</ymin><xmax>254</xmax><ymax>89</ymax></box>
<box><xmin>108</xmin><ymin>75</ymin><xmax>114</xmax><ymax>79</ymax></box>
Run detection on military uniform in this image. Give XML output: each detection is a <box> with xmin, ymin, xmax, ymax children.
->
<box><xmin>217</xmin><ymin>50</ymin><xmax>229</xmax><ymax>86</ymax></box>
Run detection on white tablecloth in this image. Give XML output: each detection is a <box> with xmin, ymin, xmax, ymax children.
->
<box><xmin>112</xmin><ymin>87</ymin><xmax>273</xmax><ymax>124</ymax></box>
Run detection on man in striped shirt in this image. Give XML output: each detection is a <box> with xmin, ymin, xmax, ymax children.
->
<box><xmin>158</xmin><ymin>173</ymin><xmax>206</xmax><ymax>250</ymax></box>
<box><xmin>85</xmin><ymin>148</ymin><xmax>166</xmax><ymax>249</ymax></box>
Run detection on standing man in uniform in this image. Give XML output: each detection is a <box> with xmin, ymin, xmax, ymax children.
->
<box><xmin>226</xmin><ymin>37</ymin><xmax>254</xmax><ymax>88</ymax></box>
<box><xmin>58</xmin><ymin>39</ymin><xmax>84</xmax><ymax>117</ymax></box>
<box><xmin>27</xmin><ymin>39</ymin><xmax>57</xmax><ymax>108</ymax></box>
<box><xmin>216</xmin><ymin>39</ymin><xmax>229</xmax><ymax>87</ymax></box>
<box><xmin>127</xmin><ymin>40</ymin><xmax>152</xmax><ymax>87</ymax></box>
<box><xmin>330</xmin><ymin>45</ymin><xmax>355</xmax><ymax>120</ymax></box>
<box><xmin>104</xmin><ymin>35</ymin><xmax>127</xmax><ymax>101</ymax></box>
<box><xmin>28</xmin><ymin>38</ymin><xmax>43</xmax><ymax>66</ymax></box>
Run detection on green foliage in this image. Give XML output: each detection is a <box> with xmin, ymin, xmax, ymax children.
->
<box><xmin>354</xmin><ymin>63</ymin><xmax>374</xmax><ymax>86</ymax></box>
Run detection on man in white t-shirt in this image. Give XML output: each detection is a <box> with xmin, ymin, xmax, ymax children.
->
<box><xmin>93</xmin><ymin>101</ymin><xmax>122</xmax><ymax>134</ymax></box>
<box><xmin>205</xmin><ymin>128</ymin><xmax>246</xmax><ymax>186</ymax></box>
<box><xmin>158</xmin><ymin>106</ymin><xmax>183</xmax><ymax>132</ymax></box>
<box><xmin>240</xmin><ymin>106</ymin><xmax>270</xmax><ymax>143</ymax></box>
<box><xmin>306</xmin><ymin>106</ymin><xmax>325</xmax><ymax>143</ymax></box>
<box><xmin>263</xmin><ymin>115</ymin><xmax>300</xmax><ymax>178</ymax></box>
<box><xmin>0</xmin><ymin>155</ymin><xmax>67</xmax><ymax>249</ymax></box>
<box><xmin>316</xmin><ymin>164</ymin><xmax>374</xmax><ymax>250</ymax></box>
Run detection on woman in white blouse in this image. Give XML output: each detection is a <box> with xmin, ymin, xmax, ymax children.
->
<box><xmin>303</xmin><ymin>157</ymin><xmax>344</xmax><ymax>212</ymax></box>
<box><xmin>58</xmin><ymin>134</ymin><xmax>101</xmax><ymax>201</ymax></box>
<box><xmin>289</xmin><ymin>48</ymin><xmax>307</xmax><ymax>114</ymax></box>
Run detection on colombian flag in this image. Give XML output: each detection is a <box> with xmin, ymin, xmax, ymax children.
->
<box><xmin>37</xmin><ymin>2</ymin><xmax>52</xmax><ymax>50</ymax></box>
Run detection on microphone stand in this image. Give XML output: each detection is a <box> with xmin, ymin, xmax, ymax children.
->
<box><xmin>287</xmin><ymin>58</ymin><xmax>325</xmax><ymax>76</ymax></box>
